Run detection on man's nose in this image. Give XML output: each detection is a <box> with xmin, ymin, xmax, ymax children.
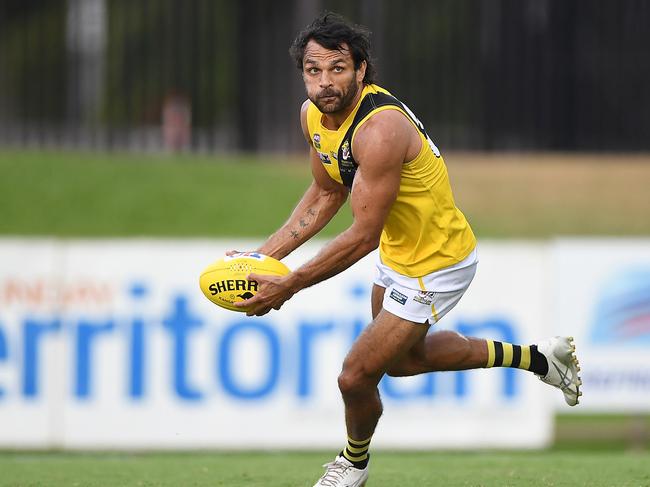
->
<box><xmin>319</xmin><ymin>71</ymin><xmax>332</xmax><ymax>88</ymax></box>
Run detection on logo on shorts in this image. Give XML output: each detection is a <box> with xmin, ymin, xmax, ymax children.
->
<box><xmin>389</xmin><ymin>289</ymin><xmax>408</xmax><ymax>305</ymax></box>
<box><xmin>413</xmin><ymin>291</ymin><xmax>435</xmax><ymax>306</ymax></box>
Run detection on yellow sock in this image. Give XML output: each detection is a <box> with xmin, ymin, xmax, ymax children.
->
<box><xmin>342</xmin><ymin>436</ymin><xmax>371</xmax><ymax>467</ymax></box>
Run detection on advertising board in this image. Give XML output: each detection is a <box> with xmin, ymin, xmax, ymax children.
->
<box><xmin>553</xmin><ymin>239</ymin><xmax>650</xmax><ymax>412</ymax></box>
<box><xmin>0</xmin><ymin>239</ymin><xmax>551</xmax><ymax>448</ymax></box>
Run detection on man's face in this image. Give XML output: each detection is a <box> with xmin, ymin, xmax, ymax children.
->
<box><xmin>302</xmin><ymin>40</ymin><xmax>366</xmax><ymax>114</ymax></box>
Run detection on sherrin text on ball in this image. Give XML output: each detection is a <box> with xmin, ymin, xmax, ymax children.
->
<box><xmin>199</xmin><ymin>252</ymin><xmax>290</xmax><ymax>312</ymax></box>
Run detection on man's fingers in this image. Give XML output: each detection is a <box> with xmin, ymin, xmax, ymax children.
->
<box><xmin>246</xmin><ymin>305</ymin><xmax>271</xmax><ymax>317</ymax></box>
<box><xmin>234</xmin><ymin>287</ymin><xmax>268</xmax><ymax>315</ymax></box>
<box><xmin>236</xmin><ymin>273</ymin><xmax>284</xmax><ymax>316</ymax></box>
<box><xmin>225</xmin><ymin>250</ymin><xmax>241</xmax><ymax>256</ymax></box>
<box><xmin>246</xmin><ymin>273</ymin><xmax>269</xmax><ymax>284</ymax></box>
<box><xmin>247</xmin><ymin>310</ymin><xmax>268</xmax><ymax>317</ymax></box>
<box><xmin>234</xmin><ymin>292</ymin><xmax>260</xmax><ymax>307</ymax></box>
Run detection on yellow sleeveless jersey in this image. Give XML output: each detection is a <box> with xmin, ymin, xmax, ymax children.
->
<box><xmin>306</xmin><ymin>84</ymin><xmax>476</xmax><ymax>277</ymax></box>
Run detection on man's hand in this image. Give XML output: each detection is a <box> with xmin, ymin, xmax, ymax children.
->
<box><xmin>234</xmin><ymin>273</ymin><xmax>300</xmax><ymax>316</ymax></box>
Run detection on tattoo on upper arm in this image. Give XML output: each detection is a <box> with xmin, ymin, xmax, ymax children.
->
<box><xmin>299</xmin><ymin>219</ymin><xmax>308</xmax><ymax>228</ymax></box>
<box><xmin>290</xmin><ymin>230</ymin><xmax>300</xmax><ymax>239</ymax></box>
<box><xmin>307</xmin><ymin>208</ymin><xmax>316</xmax><ymax>216</ymax></box>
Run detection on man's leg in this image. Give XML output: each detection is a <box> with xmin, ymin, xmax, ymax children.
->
<box><xmin>372</xmin><ymin>285</ymin><xmax>582</xmax><ymax>406</ymax></box>
<box><xmin>387</xmin><ymin>329</ymin><xmax>489</xmax><ymax>374</ymax></box>
<box><xmin>313</xmin><ymin>301</ymin><xmax>429</xmax><ymax>486</ymax></box>
<box><xmin>371</xmin><ymin>284</ymin><xmax>485</xmax><ymax>373</ymax></box>
<box><xmin>338</xmin><ymin>307</ymin><xmax>429</xmax><ymax>440</ymax></box>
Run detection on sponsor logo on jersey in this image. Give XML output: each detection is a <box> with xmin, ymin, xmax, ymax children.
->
<box><xmin>341</xmin><ymin>140</ymin><xmax>350</xmax><ymax>160</ymax></box>
<box><xmin>318</xmin><ymin>152</ymin><xmax>331</xmax><ymax>164</ymax></box>
<box><xmin>389</xmin><ymin>288</ymin><xmax>408</xmax><ymax>305</ymax></box>
<box><xmin>413</xmin><ymin>291</ymin><xmax>436</xmax><ymax>305</ymax></box>
<box><xmin>330</xmin><ymin>151</ymin><xmax>338</xmax><ymax>161</ymax></box>
<box><xmin>313</xmin><ymin>133</ymin><xmax>321</xmax><ymax>149</ymax></box>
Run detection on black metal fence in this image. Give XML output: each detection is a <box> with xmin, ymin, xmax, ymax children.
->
<box><xmin>0</xmin><ymin>0</ymin><xmax>648</xmax><ymax>152</ymax></box>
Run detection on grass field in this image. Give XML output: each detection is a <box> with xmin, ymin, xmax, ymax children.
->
<box><xmin>1</xmin><ymin>450</ymin><xmax>649</xmax><ymax>487</ymax></box>
<box><xmin>2</xmin><ymin>150</ymin><xmax>649</xmax><ymax>238</ymax></box>
<box><xmin>2</xmin><ymin>410</ymin><xmax>645</xmax><ymax>486</ymax></box>
<box><xmin>2</xmin><ymin>415</ymin><xmax>648</xmax><ymax>487</ymax></box>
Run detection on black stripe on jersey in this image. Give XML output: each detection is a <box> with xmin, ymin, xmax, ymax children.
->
<box><xmin>337</xmin><ymin>92</ymin><xmax>417</xmax><ymax>191</ymax></box>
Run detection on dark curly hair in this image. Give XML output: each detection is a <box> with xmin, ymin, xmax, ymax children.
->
<box><xmin>289</xmin><ymin>12</ymin><xmax>377</xmax><ymax>84</ymax></box>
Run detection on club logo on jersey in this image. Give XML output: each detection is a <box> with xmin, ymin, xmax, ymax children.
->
<box><xmin>313</xmin><ymin>133</ymin><xmax>321</xmax><ymax>149</ymax></box>
<box><xmin>318</xmin><ymin>152</ymin><xmax>331</xmax><ymax>164</ymax></box>
<box><xmin>413</xmin><ymin>291</ymin><xmax>436</xmax><ymax>305</ymax></box>
<box><xmin>341</xmin><ymin>140</ymin><xmax>350</xmax><ymax>160</ymax></box>
<box><xmin>389</xmin><ymin>289</ymin><xmax>408</xmax><ymax>305</ymax></box>
<box><xmin>330</xmin><ymin>151</ymin><xmax>338</xmax><ymax>161</ymax></box>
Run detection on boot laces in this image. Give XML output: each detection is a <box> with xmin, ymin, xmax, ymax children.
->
<box><xmin>318</xmin><ymin>459</ymin><xmax>352</xmax><ymax>486</ymax></box>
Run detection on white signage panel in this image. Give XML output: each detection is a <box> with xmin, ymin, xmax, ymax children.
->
<box><xmin>0</xmin><ymin>239</ymin><xmax>551</xmax><ymax>448</ymax></box>
<box><xmin>553</xmin><ymin>238</ymin><xmax>650</xmax><ymax>412</ymax></box>
<box><xmin>0</xmin><ymin>240</ymin><xmax>64</xmax><ymax>447</ymax></box>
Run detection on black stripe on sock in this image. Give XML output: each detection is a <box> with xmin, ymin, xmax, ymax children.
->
<box><xmin>511</xmin><ymin>345</ymin><xmax>522</xmax><ymax>368</ymax></box>
<box><xmin>345</xmin><ymin>448</ymin><xmax>367</xmax><ymax>459</ymax></box>
<box><xmin>348</xmin><ymin>439</ymin><xmax>370</xmax><ymax>448</ymax></box>
<box><xmin>342</xmin><ymin>448</ymin><xmax>370</xmax><ymax>469</ymax></box>
<box><xmin>493</xmin><ymin>341</ymin><xmax>504</xmax><ymax>367</ymax></box>
<box><xmin>529</xmin><ymin>345</ymin><xmax>549</xmax><ymax>376</ymax></box>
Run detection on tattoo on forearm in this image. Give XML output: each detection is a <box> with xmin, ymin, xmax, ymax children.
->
<box><xmin>289</xmin><ymin>209</ymin><xmax>313</xmax><ymax>241</ymax></box>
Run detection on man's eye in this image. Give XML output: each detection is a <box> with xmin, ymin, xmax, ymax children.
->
<box><xmin>308</xmin><ymin>68</ymin><xmax>319</xmax><ymax>74</ymax></box>
<box><xmin>333</xmin><ymin>66</ymin><xmax>343</xmax><ymax>73</ymax></box>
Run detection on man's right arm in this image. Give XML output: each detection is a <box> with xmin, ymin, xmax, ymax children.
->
<box><xmin>256</xmin><ymin>101</ymin><xmax>348</xmax><ymax>260</ymax></box>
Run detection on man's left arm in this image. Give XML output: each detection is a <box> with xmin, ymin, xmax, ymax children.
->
<box><xmin>238</xmin><ymin>110</ymin><xmax>411</xmax><ymax>316</ymax></box>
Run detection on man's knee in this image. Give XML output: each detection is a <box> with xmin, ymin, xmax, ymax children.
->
<box><xmin>338</xmin><ymin>360</ymin><xmax>381</xmax><ymax>396</ymax></box>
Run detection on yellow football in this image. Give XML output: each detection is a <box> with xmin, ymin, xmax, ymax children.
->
<box><xmin>199</xmin><ymin>252</ymin><xmax>290</xmax><ymax>312</ymax></box>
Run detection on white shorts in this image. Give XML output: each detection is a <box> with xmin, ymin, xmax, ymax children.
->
<box><xmin>374</xmin><ymin>248</ymin><xmax>478</xmax><ymax>324</ymax></box>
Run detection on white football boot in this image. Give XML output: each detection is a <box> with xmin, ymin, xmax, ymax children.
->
<box><xmin>313</xmin><ymin>455</ymin><xmax>369</xmax><ymax>487</ymax></box>
<box><xmin>536</xmin><ymin>336</ymin><xmax>582</xmax><ymax>406</ymax></box>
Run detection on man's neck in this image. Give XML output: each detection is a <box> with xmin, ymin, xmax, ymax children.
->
<box><xmin>321</xmin><ymin>83</ymin><xmax>365</xmax><ymax>130</ymax></box>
